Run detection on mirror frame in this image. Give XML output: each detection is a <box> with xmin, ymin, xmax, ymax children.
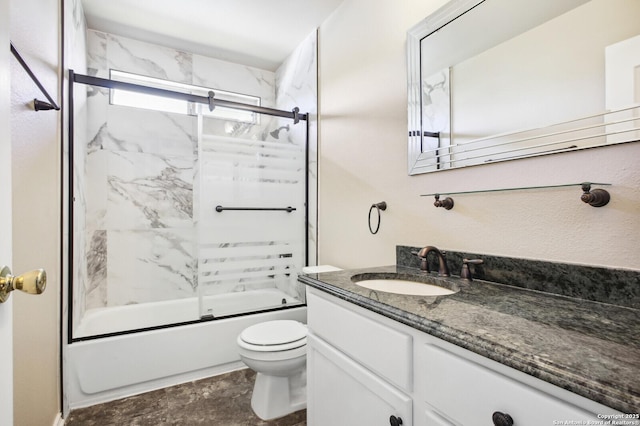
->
<box><xmin>407</xmin><ymin>0</ymin><xmax>483</xmax><ymax>175</ymax></box>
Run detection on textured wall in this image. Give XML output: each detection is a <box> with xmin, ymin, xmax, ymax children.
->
<box><xmin>318</xmin><ymin>0</ymin><xmax>640</xmax><ymax>271</ymax></box>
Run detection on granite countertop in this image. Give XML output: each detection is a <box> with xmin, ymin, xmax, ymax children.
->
<box><xmin>298</xmin><ymin>265</ymin><xmax>640</xmax><ymax>414</ymax></box>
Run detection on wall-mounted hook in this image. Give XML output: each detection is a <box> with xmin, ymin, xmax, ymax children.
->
<box><xmin>434</xmin><ymin>194</ymin><xmax>454</xmax><ymax>210</ymax></box>
<box><xmin>580</xmin><ymin>183</ymin><xmax>610</xmax><ymax>207</ymax></box>
<box><xmin>368</xmin><ymin>201</ymin><xmax>387</xmax><ymax>234</ymax></box>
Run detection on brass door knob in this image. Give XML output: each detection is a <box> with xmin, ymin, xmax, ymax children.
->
<box><xmin>0</xmin><ymin>266</ymin><xmax>46</xmax><ymax>303</ymax></box>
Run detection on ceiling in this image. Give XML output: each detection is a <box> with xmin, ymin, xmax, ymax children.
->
<box><xmin>81</xmin><ymin>0</ymin><xmax>345</xmax><ymax>71</ymax></box>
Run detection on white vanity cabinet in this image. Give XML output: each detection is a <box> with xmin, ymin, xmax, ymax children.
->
<box><xmin>306</xmin><ymin>287</ymin><xmax>618</xmax><ymax>426</ymax></box>
<box><xmin>307</xmin><ymin>288</ymin><xmax>414</xmax><ymax>425</ymax></box>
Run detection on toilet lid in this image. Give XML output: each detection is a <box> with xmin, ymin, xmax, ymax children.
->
<box><xmin>240</xmin><ymin>320</ymin><xmax>307</xmax><ymax>346</ymax></box>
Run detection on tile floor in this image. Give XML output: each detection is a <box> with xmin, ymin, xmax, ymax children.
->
<box><xmin>64</xmin><ymin>369</ymin><xmax>307</xmax><ymax>425</ymax></box>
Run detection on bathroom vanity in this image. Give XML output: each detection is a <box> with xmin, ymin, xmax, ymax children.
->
<box><xmin>299</xmin><ymin>257</ymin><xmax>639</xmax><ymax>426</ymax></box>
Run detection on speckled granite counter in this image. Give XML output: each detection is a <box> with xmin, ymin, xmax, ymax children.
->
<box><xmin>298</xmin><ymin>265</ymin><xmax>640</xmax><ymax>414</ymax></box>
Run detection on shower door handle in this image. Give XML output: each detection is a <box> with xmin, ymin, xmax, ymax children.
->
<box><xmin>0</xmin><ymin>265</ymin><xmax>47</xmax><ymax>303</ymax></box>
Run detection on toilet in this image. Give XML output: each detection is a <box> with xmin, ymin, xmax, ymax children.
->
<box><xmin>237</xmin><ymin>320</ymin><xmax>308</xmax><ymax>420</ymax></box>
<box><xmin>237</xmin><ymin>265</ymin><xmax>341</xmax><ymax>420</ymax></box>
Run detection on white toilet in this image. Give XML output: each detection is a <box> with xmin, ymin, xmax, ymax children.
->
<box><xmin>237</xmin><ymin>265</ymin><xmax>341</xmax><ymax>420</ymax></box>
<box><xmin>237</xmin><ymin>320</ymin><xmax>308</xmax><ymax>420</ymax></box>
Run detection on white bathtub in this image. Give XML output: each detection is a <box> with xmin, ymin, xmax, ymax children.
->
<box><xmin>74</xmin><ymin>288</ymin><xmax>301</xmax><ymax>338</ymax></box>
<box><xmin>66</xmin><ymin>288</ymin><xmax>306</xmax><ymax>410</ymax></box>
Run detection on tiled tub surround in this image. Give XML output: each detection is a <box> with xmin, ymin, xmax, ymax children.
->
<box><xmin>81</xmin><ymin>29</ymin><xmax>278</xmax><ymax>310</ymax></box>
<box><xmin>65</xmin><ymin>19</ymin><xmax>319</xmax><ymax>413</ymax></box>
<box><xmin>298</xmin><ymin>250</ymin><xmax>640</xmax><ymax>414</ymax></box>
<box><xmin>74</xmin><ymin>28</ymin><xmax>317</xmax><ymax>330</ymax></box>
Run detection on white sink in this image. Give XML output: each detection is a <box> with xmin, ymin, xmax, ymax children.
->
<box><xmin>353</xmin><ymin>278</ymin><xmax>457</xmax><ymax>296</ymax></box>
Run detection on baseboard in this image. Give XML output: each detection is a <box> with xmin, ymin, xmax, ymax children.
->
<box><xmin>53</xmin><ymin>412</ymin><xmax>65</xmax><ymax>426</ymax></box>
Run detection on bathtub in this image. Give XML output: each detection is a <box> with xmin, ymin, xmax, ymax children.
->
<box><xmin>66</xmin><ymin>288</ymin><xmax>306</xmax><ymax>410</ymax></box>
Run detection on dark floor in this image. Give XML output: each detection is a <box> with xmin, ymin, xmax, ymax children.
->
<box><xmin>65</xmin><ymin>369</ymin><xmax>307</xmax><ymax>426</ymax></box>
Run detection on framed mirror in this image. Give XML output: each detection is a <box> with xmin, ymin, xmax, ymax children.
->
<box><xmin>407</xmin><ymin>0</ymin><xmax>640</xmax><ymax>175</ymax></box>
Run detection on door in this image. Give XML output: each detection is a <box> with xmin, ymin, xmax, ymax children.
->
<box><xmin>307</xmin><ymin>334</ymin><xmax>412</xmax><ymax>426</ymax></box>
<box><xmin>196</xmin><ymin>113</ymin><xmax>307</xmax><ymax>317</ymax></box>
<box><xmin>0</xmin><ymin>0</ymin><xmax>14</xmax><ymax>423</ymax></box>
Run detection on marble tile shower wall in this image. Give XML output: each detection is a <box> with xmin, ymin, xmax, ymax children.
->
<box><xmin>80</xmin><ymin>29</ymin><xmax>311</xmax><ymax>310</ymax></box>
<box><xmin>275</xmin><ymin>29</ymin><xmax>318</xmax><ymax>298</ymax></box>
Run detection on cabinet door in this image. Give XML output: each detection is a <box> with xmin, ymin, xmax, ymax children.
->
<box><xmin>307</xmin><ymin>333</ymin><xmax>412</xmax><ymax>426</ymax></box>
<box><xmin>424</xmin><ymin>408</ymin><xmax>454</xmax><ymax>425</ymax></box>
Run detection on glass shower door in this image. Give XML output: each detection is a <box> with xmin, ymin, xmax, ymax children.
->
<box><xmin>69</xmin><ymin>69</ymin><xmax>309</xmax><ymax>340</ymax></box>
<box><xmin>196</xmin><ymin>113</ymin><xmax>307</xmax><ymax>319</ymax></box>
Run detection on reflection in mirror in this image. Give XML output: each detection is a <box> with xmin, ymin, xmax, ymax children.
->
<box><xmin>407</xmin><ymin>0</ymin><xmax>640</xmax><ymax>174</ymax></box>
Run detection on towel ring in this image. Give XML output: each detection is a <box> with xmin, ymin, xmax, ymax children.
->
<box><xmin>368</xmin><ymin>202</ymin><xmax>387</xmax><ymax>234</ymax></box>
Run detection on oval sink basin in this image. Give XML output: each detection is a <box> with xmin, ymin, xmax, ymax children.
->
<box><xmin>350</xmin><ymin>273</ymin><xmax>461</xmax><ymax>296</ymax></box>
<box><xmin>355</xmin><ymin>279</ymin><xmax>456</xmax><ymax>296</ymax></box>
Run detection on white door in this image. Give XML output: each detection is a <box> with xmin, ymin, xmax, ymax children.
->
<box><xmin>0</xmin><ymin>0</ymin><xmax>14</xmax><ymax>423</ymax></box>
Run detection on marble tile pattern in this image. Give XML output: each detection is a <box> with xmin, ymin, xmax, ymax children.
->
<box><xmin>77</xmin><ymin>30</ymin><xmax>315</xmax><ymax>320</ymax></box>
<box><xmin>299</xmin><ymin>263</ymin><xmax>640</xmax><ymax>413</ymax></box>
<box><xmin>64</xmin><ymin>369</ymin><xmax>306</xmax><ymax>426</ymax></box>
<box><xmin>396</xmin><ymin>245</ymin><xmax>640</xmax><ymax>309</ymax></box>
<box><xmin>82</xmin><ymin>30</ymin><xmax>199</xmax><ymax>311</ymax></box>
<box><xmin>274</xmin><ymin>29</ymin><xmax>318</xmax><ymax>300</ymax></box>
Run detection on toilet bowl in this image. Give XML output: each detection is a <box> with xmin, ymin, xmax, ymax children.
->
<box><xmin>237</xmin><ymin>320</ymin><xmax>308</xmax><ymax>420</ymax></box>
<box><xmin>237</xmin><ymin>265</ymin><xmax>340</xmax><ymax>420</ymax></box>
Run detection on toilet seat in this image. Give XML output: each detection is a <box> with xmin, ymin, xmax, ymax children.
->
<box><xmin>239</xmin><ymin>320</ymin><xmax>307</xmax><ymax>352</ymax></box>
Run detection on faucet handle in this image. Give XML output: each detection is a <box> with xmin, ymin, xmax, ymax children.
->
<box><xmin>461</xmin><ymin>258</ymin><xmax>483</xmax><ymax>281</ymax></box>
<box><xmin>412</xmin><ymin>249</ymin><xmax>429</xmax><ymax>272</ymax></box>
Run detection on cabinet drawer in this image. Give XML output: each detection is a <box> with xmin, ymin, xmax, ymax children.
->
<box><xmin>420</xmin><ymin>343</ymin><xmax>598</xmax><ymax>426</ymax></box>
<box><xmin>307</xmin><ymin>290</ymin><xmax>413</xmax><ymax>391</ymax></box>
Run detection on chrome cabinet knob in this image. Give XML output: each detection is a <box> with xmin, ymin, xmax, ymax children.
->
<box><xmin>0</xmin><ymin>265</ymin><xmax>46</xmax><ymax>303</ymax></box>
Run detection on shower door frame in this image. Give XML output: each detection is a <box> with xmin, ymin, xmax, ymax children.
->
<box><xmin>66</xmin><ymin>70</ymin><xmax>311</xmax><ymax>343</ymax></box>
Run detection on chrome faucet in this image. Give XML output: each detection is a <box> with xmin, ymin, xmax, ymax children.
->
<box><xmin>416</xmin><ymin>246</ymin><xmax>450</xmax><ymax>277</ymax></box>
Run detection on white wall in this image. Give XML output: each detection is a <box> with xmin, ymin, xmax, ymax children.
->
<box><xmin>453</xmin><ymin>0</ymin><xmax>640</xmax><ymax>145</ymax></box>
<box><xmin>10</xmin><ymin>0</ymin><xmax>61</xmax><ymax>425</ymax></box>
<box><xmin>318</xmin><ymin>0</ymin><xmax>640</xmax><ymax>271</ymax></box>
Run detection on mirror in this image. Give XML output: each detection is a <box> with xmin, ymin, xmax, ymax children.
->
<box><xmin>407</xmin><ymin>0</ymin><xmax>640</xmax><ymax>175</ymax></box>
